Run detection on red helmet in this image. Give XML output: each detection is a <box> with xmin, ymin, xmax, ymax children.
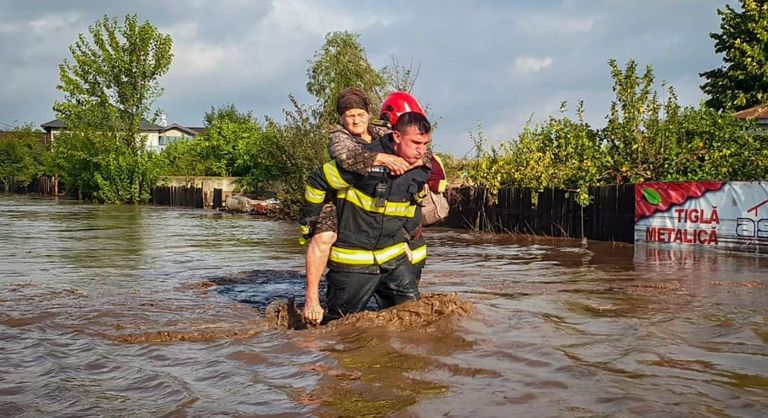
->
<box><xmin>379</xmin><ymin>91</ymin><xmax>425</xmax><ymax>126</ymax></box>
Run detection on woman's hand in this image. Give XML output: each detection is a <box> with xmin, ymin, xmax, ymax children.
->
<box><xmin>375</xmin><ymin>153</ymin><xmax>410</xmax><ymax>175</ymax></box>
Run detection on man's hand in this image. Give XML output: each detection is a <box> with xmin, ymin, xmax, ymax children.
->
<box><xmin>303</xmin><ymin>297</ymin><xmax>324</xmax><ymax>326</ymax></box>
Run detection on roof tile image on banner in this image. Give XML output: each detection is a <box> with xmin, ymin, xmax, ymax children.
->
<box><xmin>635</xmin><ymin>182</ymin><xmax>768</xmax><ymax>254</ymax></box>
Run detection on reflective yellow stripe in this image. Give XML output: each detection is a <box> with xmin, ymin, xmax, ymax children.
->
<box><xmin>437</xmin><ymin>179</ymin><xmax>447</xmax><ymax>193</ymax></box>
<box><xmin>304</xmin><ymin>185</ymin><xmax>326</xmax><ymax>204</ymax></box>
<box><xmin>322</xmin><ymin>161</ymin><xmax>350</xmax><ymax>190</ymax></box>
<box><xmin>337</xmin><ymin>187</ymin><xmax>416</xmax><ymax>217</ymax></box>
<box><xmin>432</xmin><ymin>155</ymin><xmax>447</xmax><ymax>192</ymax></box>
<box><xmin>298</xmin><ymin>224</ymin><xmax>310</xmax><ymax>245</ymax></box>
<box><xmin>416</xmin><ymin>187</ymin><xmax>427</xmax><ymax>203</ymax></box>
<box><xmin>330</xmin><ymin>242</ymin><xmax>407</xmax><ymax>265</ymax></box>
<box><xmin>411</xmin><ymin>244</ymin><xmax>427</xmax><ymax>264</ymax></box>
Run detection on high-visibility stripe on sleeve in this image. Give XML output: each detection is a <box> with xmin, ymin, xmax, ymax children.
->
<box><xmin>304</xmin><ymin>185</ymin><xmax>326</xmax><ymax>204</ymax></box>
<box><xmin>329</xmin><ymin>242</ymin><xmax>407</xmax><ymax>266</ymax></box>
<box><xmin>337</xmin><ymin>187</ymin><xmax>416</xmax><ymax>217</ymax></box>
<box><xmin>411</xmin><ymin>244</ymin><xmax>427</xmax><ymax>264</ymax></box>
<box><xmin>322</xmin><ymin>161</ymin><xmax>350</xmax><ymax>190</ymax></box>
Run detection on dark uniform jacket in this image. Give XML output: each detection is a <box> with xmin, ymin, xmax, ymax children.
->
<box><xmin>300</xmin><ymin>134</ymin><xmax>430</xmax><ymax>273</ymax></box>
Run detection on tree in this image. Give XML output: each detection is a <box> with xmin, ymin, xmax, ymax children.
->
<box><xmin>159</xmin><ymin>104</ymin><xmax>281</xmax><ymax>193</ymax></box>
<box><xmin>198</xmin><ymin>104</ymin><xmax>273</xmax><ymax>179</ymax></box>
<box><xmin>603</xmin><ymin>59</ymin><xmax>667</xmax><ymax>182</ymax></box>
<box><xmin>53</xmin><ymin>14</ymin><xmax>173</xmax><ymax>203</ymax></box>
<box><xmin>262</xmin><ymin>96</ymin><xmax>328</xmax><ymax>214</ymax></box>
<box><xmin>0</xmin><ymin>126</ymin><xmax>51</xmax><ymax>191</ymax></box>
<box><xmin>381</xmin><ymin>55</ymin><xmax>421</xmax><ymax>93</ymax></box>
<box><xmin>700</xmin><ymin>0</ymin><xmax>768</xmax><ymax>111</ymax></box>
<box><xmin>204</xmin><ymin>103</ymin><xmax>255</xmax><ymax>127</ymax></box>
<box><xmin>306</xmin><ymin>31</ymin><xmax>386</xmax><ymax>125</ymax></box>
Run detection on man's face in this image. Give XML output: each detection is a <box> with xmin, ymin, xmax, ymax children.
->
<box><xmin>393</xmin><ymin>125</ymin><xmax>431</xmax><ymax>164</ymax></box>
<box><xmin>340</xmin><ymin>108</ymin><xmax>369</xmax><ymax>137</ymax></box>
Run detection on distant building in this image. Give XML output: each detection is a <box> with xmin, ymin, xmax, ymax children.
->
<box><xmin>157</xmin><ymin>123</ymin><xmax>206</xmax><ymax>152</ymax></box>
<box><xmin>732</xmin><ymin>104</ymin><xmax>768</xmax><ymax>130</ymax></box>
<box><xmin>40</xmin><ymin>119</ymin><xmax>205</xmax><ymax>152</ymax></box>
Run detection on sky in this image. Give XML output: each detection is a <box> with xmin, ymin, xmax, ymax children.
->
<box><xmin>0</xmin><ymin>0</ymin><xmax>736</xmax><ymax>156</ymax></box>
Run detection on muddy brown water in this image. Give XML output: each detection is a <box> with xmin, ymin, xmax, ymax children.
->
<box><xmin>1</xmin><ymin>195</ymin><xmax>767</xmax><ymax>417</ymax></box>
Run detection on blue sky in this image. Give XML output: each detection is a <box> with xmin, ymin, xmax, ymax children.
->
<box><xmin>0</xmin><ymin>0</ymin><xmax>735</xmax><ymax>156</ymax></box>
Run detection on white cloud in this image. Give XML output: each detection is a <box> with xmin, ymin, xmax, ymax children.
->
<box><xmin>29</xmin><ymin>12</ymin><xmax>81</xmax><ymax>34</ymax></box>
<box><xmin>163</xmin><ymin>1</ymin><xmax>390</xmax><ymax>81</ymax></box>
<box><xmin>512</xmin><ymin>56</ymin><xmax>553</xmax><ymax>74</ymax></box>
<box><xmin>265</xmin><ymin>0</ymin><xmax>387</xmax><ymax>35</ymax></box>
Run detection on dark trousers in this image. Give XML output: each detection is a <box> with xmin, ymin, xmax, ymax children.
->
<box><xmin>324</xmin><ymin>256</ymin><xmax>419</xmax><ymax>322</ymax></box>
<box><xmin>412</xmin><ymin>260</ymin><xmax>425</xmax><ymax>286</ymax></box>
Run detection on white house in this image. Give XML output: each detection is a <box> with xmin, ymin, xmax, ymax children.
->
<box><xmin>157</xmin><ymin>123</ymin><xmax>206</xmax><ymax>151</ymax></box>
<box><xmin>40</xmin><ymin>119</ymin><xmax>204</xmax><ymax>152</ymax></box>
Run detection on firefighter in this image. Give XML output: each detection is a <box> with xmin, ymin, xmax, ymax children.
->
<box><xmin>300</xmin><ymin>111</ymin><xmax>433</xmax><ymax>324</ymax></box>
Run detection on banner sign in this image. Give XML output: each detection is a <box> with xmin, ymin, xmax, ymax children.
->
<box><xmin>635</xmin><ymin>182</ymin><xmax>768</xmax><ymax>253</ymax></box>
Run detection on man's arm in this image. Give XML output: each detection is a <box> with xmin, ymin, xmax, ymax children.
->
<box><xmin>299</xmin><ymin>160</ymin><xmax>357</xmax><ymax>234</ymax></box>
<box><xmin>300</xmin><ymin>160</ymin><xmax>358</xmax><ymax>325</ymax></box>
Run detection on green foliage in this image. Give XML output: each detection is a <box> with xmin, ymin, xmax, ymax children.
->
<box><xmin>306</xmin><ymin>31</ymin><xmax>386</xmax><ymax>125</ymax></box>
<box><xmin>53</xmin><ymin>14</ymin><xmax>173</xmax><ymax>203</ymax></box>
<box><xmin>604</xmin><ymin>59</ymin><xmax>767</xmax><ymax>183</ymax></box>
<box><xmin>157</xmin><ymin>139</ymin><xmax>206</xmax><ymax>178</ymax></box>
<box><xmin>262</xmin><ymin>96</ymin><xmax>329</xmax><ymax>215</ymax></box>
<box><xmin>204</xmin><ymin>103</ymin><xmax>254</xmax><ymax>127</ymax></box>
<box><xmin>0</xmin><ymin>126</ymin><xmax>52</xmax><ymax>189</ymax></box>
<box><xmin>159</xmin><ymin>104</ymin><xmax>281</xmax><ymax>193</ymax></box>
<box><xmin>52</xmin><ymin>131</ymin><xmax>162</xmax><ymax>203</ymax></box>
<box><xmin>464</xmin><ymin>104</ymin><xmax>606</xmax><ymax>206</ymax></box>
<box><xmin>656</xmin><ymin>106</ymin><xmax>768</xmax><ymax>181</ymax></box>
<box><xmin>701</xmin><ymin>0</ymin><xmax>768</xmax><ymax>111</ymax></box>
<box><xmin>55</xmin><ymin>14</ymin><xmax>173</xmax><ymax>142</ymax></box>
<box><xmin>603</xmin><ymin>59</ymin><xmax>673</xmax><ymax>183</ymax></box>
<box><xmin>464</xmin><ymin>59</ymin><xmax>768</xmax><ymax>206</ymax></box>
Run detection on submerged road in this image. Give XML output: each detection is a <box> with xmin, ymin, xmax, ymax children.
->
<box><xmin>1</xmin><ymin>195</ymin><xmax>767</xmax><ymax>417</ymax></box>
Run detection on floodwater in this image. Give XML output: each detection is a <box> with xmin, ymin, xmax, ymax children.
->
<box><xmin>1</xmin><ymin>194</ymin><xmax>767</xmax><ymax>417</ymax></box>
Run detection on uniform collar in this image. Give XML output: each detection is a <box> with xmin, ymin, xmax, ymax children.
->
<box><xmin>380</xmin><ymin>133</ymin><xmax>397</xmax><ymax>154</ymax></box>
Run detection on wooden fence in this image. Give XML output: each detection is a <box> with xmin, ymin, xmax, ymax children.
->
<box><xmin>443</xmin><ymin>185</ymin><xmax>635</xmax><ymax>243</ymax></box>
<box><xmin>1</xmin><ymin>176</ymin><xmax>58</xmax><ymax>195</ymax></box>
<box><xmin>150</xmin><ymin>185</ymin><xmax>225</xmax><ymax>209</ymax></box>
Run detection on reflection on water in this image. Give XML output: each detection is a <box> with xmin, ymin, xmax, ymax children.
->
<box><xmin>1</xmin><ymin>195</ymin><xmax>767</xmax><ymax>417</ymax></box>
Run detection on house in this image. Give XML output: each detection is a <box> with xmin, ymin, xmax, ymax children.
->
<box><xmin>732</xmin><ymin>104</ymin><xmax>768</xmax><ymax>129</ymax></box>
<box><xmin>157</xmin><ymin>123</ymin><xmax>206</xmax><ymax>151</ymax></box>
<box><xmin>40</xmin><ymin>119</ymin><xmax>204</xmax><ymax>152</ymax></box>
